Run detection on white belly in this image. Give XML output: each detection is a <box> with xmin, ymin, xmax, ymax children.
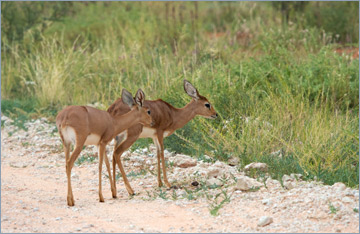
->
<box><xmin>84</xmin><ymin>134</ymin><xmax>101</xmax><ymax>145</ymax></box>
<box><xmin>61</xmin><ymin>126</ymin><xmax>100</xmax><ymax>146</ymax></box>
<box><xmin>139</xmin><ymin>127</ymin><xmax>172</xmax><ymax>138</ymax></box>
<box><xmin>139</xmin><ymin>127</ymin><xmax>156</xmax><ymax>138</ymax></box>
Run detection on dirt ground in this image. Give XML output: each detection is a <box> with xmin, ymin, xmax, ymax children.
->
<box><xmin>1</xmin><ymin>117</ymin><xmax>359</xmax><ymax>233</ymax></box>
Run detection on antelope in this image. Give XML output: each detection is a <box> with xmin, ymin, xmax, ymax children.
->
<box><xmin>108</xmin><ymin>80</ymin><xmax>218</xmax><ymax>197</ymax></box>
<box><xmin>56</xmin><ymin>89</ymin><xmax>153</xmax><ymax>206</ymax></box>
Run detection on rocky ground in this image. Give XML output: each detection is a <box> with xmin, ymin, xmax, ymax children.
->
<box><xmin>1</xmin><ymin>116</ymin><xmax>359</xmax><ymax>233</ymax></box>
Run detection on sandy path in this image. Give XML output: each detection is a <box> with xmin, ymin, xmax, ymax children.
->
<box><xmin>1</xmin><ymin>117</ymin><xmax>359</xmax><ymax>233</ymax></box>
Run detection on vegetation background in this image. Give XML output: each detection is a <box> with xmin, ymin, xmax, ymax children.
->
<box><xmin>1</xmin><ymin>2</ymin><xmax>359</xmax><ymax>187</ymax></box>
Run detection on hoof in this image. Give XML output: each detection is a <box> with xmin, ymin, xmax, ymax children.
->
<box><xmin>67</xmin><ymin>198</ymin><xmax>75</xmax><ymax>206</ymax></box>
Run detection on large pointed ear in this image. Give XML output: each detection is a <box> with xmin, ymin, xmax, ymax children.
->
<box><xmin>135</xmin><ymin>89</ymin><xmax>145</xmax><ymax>107</ymax></box>
<box><xmin>184</xmin><ymin>79</ymin><xmax>199</xmax><ymax>100</ymax></box>
<box><xmin>121</xmin><ymin>88</ymin><xmax>135</xmax><ymax>108</ymax></box>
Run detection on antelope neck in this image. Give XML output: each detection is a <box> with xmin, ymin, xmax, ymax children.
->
<box><xmin>171</xmin><ymin>100</ymin><xmax>198</xmax><ymax>130</ymax></box>
<box><xmin>112</xmin><ymin>108</ymin><xmax>140</xmax><ymax>135</ymax></box>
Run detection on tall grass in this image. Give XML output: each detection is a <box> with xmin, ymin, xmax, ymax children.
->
<box><xmin>1</xmin><ymin>2</ymin><xmax>358</xmax><ymax>187</ymax></box>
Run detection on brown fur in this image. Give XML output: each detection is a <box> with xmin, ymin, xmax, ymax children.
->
<box><xmin>56</xmin><ymin>89</ymin><xmax>152</xmax><ymax>206</ymax></box>
<box><xmin>108</xmin><ymin>80</ymin><xmax>217</xmax><ymax>196</ymax></box>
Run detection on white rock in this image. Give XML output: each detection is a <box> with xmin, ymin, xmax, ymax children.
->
<box><xmin>201</xmin><ymin>155</ymin><xmax>212</xmax><ymax>162</ymax></box>
<box><xmin>265</xmin><ymin>178</ymin><xmax>281</xmax><ymax>187</ymax></box>
<box><xmin>332</xmin><ymin>182</ymin><xmax>346</xmax><ymax>192</ymax></box>
<box><xmin>235</xmin><ymin>176</ymin><xmax>262</xmax><ymax>191</ymax></box>
<box><xmin>262</xmin><ymin>199</ymin><xmax>273</xmax><ymax>206</ymax></box>
<box><xmin>342</xmin><ymin>197</ymin><xmax>353</xmax><ymax>203</ymax></box>
<box><xmin>257</xmin><ymin>216</ymin><xmax>273</xmax><ymax>227</ymax></box>
<box><xmin>213</xmin><ymin>160</ymin><xmax>228</xmax><ymax>168</ymax></box>
<box><xmin>206</xmin><ymin>178</ymin><xmax>223</xmax><ymax>187</ymax></box>
<box><xmin>283</xmin><ymin>181</ymin><xmax>295</xmax><ymax>190</ymax></box>
<box><xmin>290</xmin><ymin>173</ymin><xmax>303</xmax><ymax>180</ymax></box>
<box><xmin>228</xmin><ymin>157</ymin><xmax>240</xmax><ymax>166</ymax></box>
<box><xmin>172</xmin><ymin>155</ymin><xmax>197</xmax><ymax>168</ymax></box>
<box><xmin>282</xmin><ymin>174</ymin><xmax>293</xmax><ymax>182</ymax></box>
<box><xmin>244</xmin><ymin>162</ymin><xmax>268</xmax><ymax>171</ymax></box>
<box><xmin>207</xmin><ymin>166</ymin><xmax>221</xmax><ymax>178</ymax></box>
<box><xmin>176</xmin><ymin>190</ymin><xmax>186</xmax><ymax>197</ymax></box>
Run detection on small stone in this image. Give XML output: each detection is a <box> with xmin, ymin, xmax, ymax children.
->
<box><xmin>236</xmin><ymin>178</ymin><xmax>250</xmax><ymax>191</ymax></box>
<box><xmin>335</xmin><ymin>229</ymin><xmax>341</xmax><ymax>233</ymax></box>
<box><xmin>332</xmin><ymin>182</ymin><xmax>346</xmax><ymax>192</ymax></box>
<box><xmin>33</xmin><ymin>208</ymin><xmax>39</xmax><ymax>212</ymax></box>
<box><xmin>282</xmin><ymin>174</ymin><xmax>293</xmax><ymax>182</ymax></box>
<box><xmin>228</xmin><ymin>157</ymin><xmax>240</xmax><ymax>166</ymax></box>
<box><xmin>207</xmin><ymin>166</ymin><xmax>221</xmax><ymax>178</ymax></box>
<box><xmin>206</xmin><ymin>178</ymin><xmax>223</xmax><ymax>187</ymax></box>
<box><xmin>283</xmin><ymin>181</ymin><xmax>295</xmax><ymax>190</ymax></box>
<box><xmin>83</xmin><ymin>224</ymin><xmax>94</xmax><ymax>228</ymax></box>
<box><xmin>55</xmin><ymin>217</ymin><xmax>62</xmax><ymax>221</ymax></box>
<box><xmin>235</xmin><ymin>176</ymin><xmax>262</xmax><ymax>191</ymax></box>
<box><xmin>342</xmin><ymin>197</ymin><xmax>352</xmax><ymax>203</ymax></box>
<box><xmin>290</xmin><ymin>173</ymin><xmax>303</xmax><ymax>180</ymax></box>
<box><xmin>172</xmin><ymin>154</ymin><xmax>197</xmax><ymax>168</ymax></box>
<box><xmin>262</xmin><ymin>199</ymin><xmax>273</xmax><ymax>206</ymax></box>
<box><xmin>76</xmin><ymin>228</ymin><xmax>82</xmax><ymax>232</ymax></box>
<box><xmin>257</xmin><ymin>216</ymin><xmax>273</xmax><ymax>227</ymax></box>
<box><xmin>191</xmin><ymin>181</ymin><xmax>199</xmax><ymax>186</ymax></box>
<box><xmin>176</xmin><ymin>190</ymin><xmax>186</xmax><ymax>197</ymax></box>
<box><xmin>244</xmin><ymin>162</ymin><xmax>268</xmax><ymax>171</ymax></box>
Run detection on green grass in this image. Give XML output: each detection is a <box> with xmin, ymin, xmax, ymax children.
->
<box><xmin>208</xmin><ymin>190</ymin><xmax>231</xmax><ymax>216</ymax></box>
<box><xmin>1</xmin><ymin>2</ymin><xmax>359</xmax><ymax>188</ymax></box>
<box><xmin>75</xmin><ymin>154</ymin><xmax>96</xmax><ymax>166</ymax></box>
<box><xmin>329</xmin><ymin>202</ymin><xmax>338</xmax><ymax>214</ymax></box>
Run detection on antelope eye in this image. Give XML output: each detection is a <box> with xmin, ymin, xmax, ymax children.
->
<box><xmin>205</xmin><ymin>103</ymin><xmax>211</xmax><ymax>109</ymax></box>
<box><xmin>147</xmin><ymin>110</ymin><xmax>151</xmax><ymax>115</ymax></box>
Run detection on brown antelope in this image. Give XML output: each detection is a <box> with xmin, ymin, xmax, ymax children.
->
<box><xmin>107</xmin><ymin>80</ymin><xmax>218</xmax><ymax>197</ymax></box>
<box><xmin>56</xmin><ymin>89</ymin><xmax>153</xmax><ymax>206</ymax></box>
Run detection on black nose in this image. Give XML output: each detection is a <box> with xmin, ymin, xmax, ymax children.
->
<box><xmin>215</xmin><ymin>113</ymin><xmax>218</xmax><ymax>117</ymax></box>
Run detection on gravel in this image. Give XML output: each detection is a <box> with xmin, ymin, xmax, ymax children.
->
<box><xmin>1</xmin><ymin>116</ymin><xmax>359</xmax><ymax>233</ymax></box>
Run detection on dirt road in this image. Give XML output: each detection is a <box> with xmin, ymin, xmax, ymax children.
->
<box><xmin>1</xmin><ymin>117</ymin><xmax>359</xmax><ymax>233</ymax></box>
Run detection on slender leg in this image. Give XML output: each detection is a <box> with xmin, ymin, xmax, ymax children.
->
<box><xmin>102</xmin><ymin>145</ymin><xmax>115</xmax><ymax>199</ymax></box>
<box><xmin>153</xmin><ymin>136</ymin><xmax>163</xmax><ymax>187</ymax></box>
<box><xmin>156</xmin><ymin>133</ymin><xmax>171</xmax><ymax>188</ymax></box>
<box><xmin>159</xmin><ymin>139</ymin><xmax>171</xmax><ymax>188</ymax></box>
<box><xmin>98</xmin><ymin>143</ymin><xmax>106</xmax><ymax>202</ymax></box>
<box><xmin>113</xmin><ymin>137</ymin><xmax>138</xmax><ymax>196</ymax></box>
<box><xmin>66</xmin><ymin>138</ymin><xmax>86</xmax><ymax>206</ymax></box>
<box><xmin>112</xmin><ymin>151</ymin><xmax>117</xmax><ymax>197</ymax></box>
